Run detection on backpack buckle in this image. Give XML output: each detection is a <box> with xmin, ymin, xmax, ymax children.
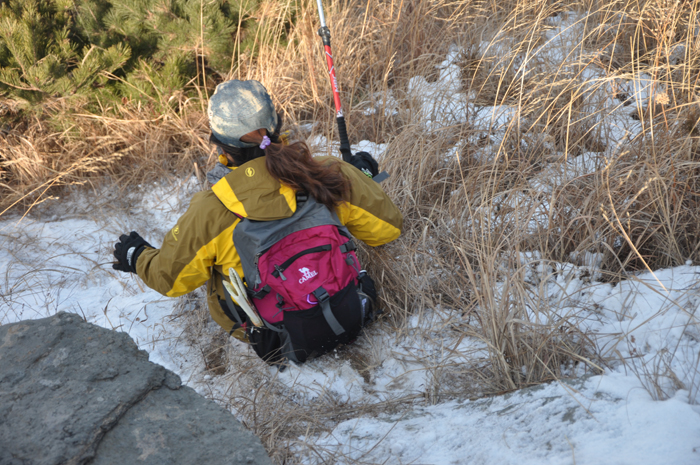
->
<box><xmin>252</xmin><ymin>284</ymin><xmax>271</xmax><ymax>300</ymax></box>
<box><xmin>312</xmin><ymin>287</ymin><xmax>330</xmax><ymax>303</ymax></box>
<box><xmin>339</xmin><ymin>240</ymin><xmax>356</xmax><ymax>253</ymax></box>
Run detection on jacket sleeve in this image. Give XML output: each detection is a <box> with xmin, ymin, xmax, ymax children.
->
<box><xmin>334</xmin><ymin>158</ymin><xmax>403</xmax><ymax>247</ymax></box>
<box><xmin>136</xmin><ymin>190</ymin><xmax>242</xmax><ymax>297</ymax></box>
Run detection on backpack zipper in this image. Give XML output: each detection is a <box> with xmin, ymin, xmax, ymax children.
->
<box><xmin>253</xmin><ymin>251</ymin><xmax>265</xmax><ymax>287</ymax></box>
<box><xmin>271</xmin><ymin>244</ymin><xmax>332</xmax><ymax>278</ymax></box>
<box><xmin>253</xmin><ymin>244</ymin><xmax>274</xmax><ymax>287</ymax></box>
<box><xmin>274</xmin><ymin>265</ymin><xmax>287</xmax><ymax>281</ymax></box>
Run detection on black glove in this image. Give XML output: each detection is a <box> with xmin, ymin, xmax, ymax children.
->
<box><xmin>349</xmin><ymin>151</ymin><xmax>379</xmax><ymax>178</ymax></box>
<box><xmin>113</xmin><ymin>231</ymin><xmax>152</xmax><ymax>273</ymax></box>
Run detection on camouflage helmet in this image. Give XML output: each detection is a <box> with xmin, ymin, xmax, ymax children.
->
<box><xmin>208</xmin><ymin>80</ymin><xmax>278</xmax><ymax>148</ymax></box>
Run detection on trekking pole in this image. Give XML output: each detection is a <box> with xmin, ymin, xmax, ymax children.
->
<box><xmin>315</xmin><ymin>0</ymin><xmax>352</xmax><ymax>163</ymax></box>
<box><xmin>315</xmin><ymin>0</ymin><xmax>390</xmax><ymax>183</ymax></box>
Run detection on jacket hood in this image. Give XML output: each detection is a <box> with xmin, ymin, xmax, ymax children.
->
<box><xmin>211</xmin><ymin>156</ymin><xmax>297</xmax><ymax>221</ymax></box>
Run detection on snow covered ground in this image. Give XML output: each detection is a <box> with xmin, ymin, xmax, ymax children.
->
<box><xmin>2</xmin><ymin>11</ymin><xmax>700</xmax><ymax>464</ymax></box>
<box><xmin>2</xmin><ymin>169</ymin><xmax>699</xmax><ymax>464</ymax></box>
<box><xmin>311</xmin><ymin>375</ymin><xmax>700</xmax><ymax>464</ymax></box>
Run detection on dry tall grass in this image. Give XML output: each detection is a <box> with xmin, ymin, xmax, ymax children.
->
<box><xmin>0</xmin><ymin>96</ymin><xmax>212</xmax><ymax>216</ymax></box>
<box><xmin>3</xmin><ymin>0</ymin><xmax>700</xmax><ymax>462</ymax></box>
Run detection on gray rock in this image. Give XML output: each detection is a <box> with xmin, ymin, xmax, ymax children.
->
<box><xmin>91</xmin><ymin>383</ymin><xmax>265</xmax><ymax>465</ymax></box>
<box><xmin>0</xmin><ymin>312</ymin><xmax>272</xmax><ymax>465</ymax></box>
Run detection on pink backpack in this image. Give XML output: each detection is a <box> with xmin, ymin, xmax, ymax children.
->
<box><xmin>227</xmin><ymin>194</ymin><xmax>373</xmax><ymax>363</ymax></box>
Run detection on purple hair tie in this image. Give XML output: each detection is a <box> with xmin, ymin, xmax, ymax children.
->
<box><xmin>259</xmin><ymin>135</ymin><xmax>271</xmax><ymax>150</ymax></box>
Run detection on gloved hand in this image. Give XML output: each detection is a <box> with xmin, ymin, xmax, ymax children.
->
<box><xmin>113</xmin><ymin>231</ymin><xmax>152</xmax><ymax>273</ymax></box>
<box><xmin>349</xmin><ymin>151</ymin><xmax>379</xmax><ymax>178</ymax></box>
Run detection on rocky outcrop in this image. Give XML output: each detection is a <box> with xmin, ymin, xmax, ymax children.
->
<box><xmin>0</xmin><ymin>312</ymin><xmax>272</xmax><ymax>465</ymax></box>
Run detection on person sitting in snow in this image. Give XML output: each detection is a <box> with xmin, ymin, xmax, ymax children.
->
<box><xmin>112</xmin><ymin>79</ymin><xmax>402</xmax><ymax>364</ymax></box>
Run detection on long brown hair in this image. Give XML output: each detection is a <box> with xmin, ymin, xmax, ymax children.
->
<box><xmin>265</xmin><ymin>142</ymin><xmax>350</xmax><ymax>210</ymax></box>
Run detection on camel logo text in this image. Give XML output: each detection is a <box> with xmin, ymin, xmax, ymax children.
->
<box><xmin>298</xmin><ymin>267</ymin><xmax>318</xmax><ymax>284</ymax></box>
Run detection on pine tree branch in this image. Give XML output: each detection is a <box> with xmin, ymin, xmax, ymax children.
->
<box><xmin>0</xmin><ymin>76</ymin><xmax>44</xmax><ymax>92</ymax></box>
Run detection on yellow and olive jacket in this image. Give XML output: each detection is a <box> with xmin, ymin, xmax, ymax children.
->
<box><xmin>136</xmin><ymin>156</ymin><xmax>403</xmax><ymax>339</ymax></box>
